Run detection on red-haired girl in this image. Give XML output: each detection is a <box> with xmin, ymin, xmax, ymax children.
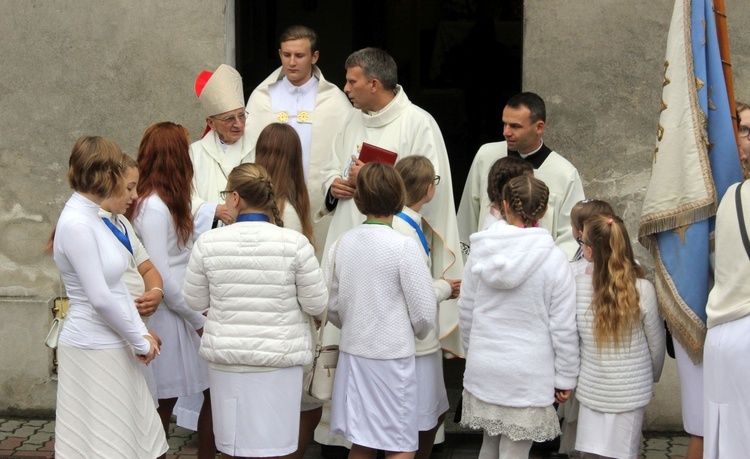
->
<box><xmin>126</xmin><ymin>122</ymin><xmax>213</xmax><ymax>458</ymax></box>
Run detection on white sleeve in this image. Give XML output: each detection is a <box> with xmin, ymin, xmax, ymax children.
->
<box><xmin>434</xmin><ymin>278</ymin><xmax>453</xmax><ymax>304</ymax></box>
<box><xmin>456</xmin><ymin>152</ymin><xmax>485</xmax><ymax>261</ymax></box>
<box><xmin>62</xmin><ymin>222</ymin><xmax>150</xmax><ymax>354</ymax></box>
<box><xmin>319</xmin><ymin>117</ymin><xmax>351</xmax><ymax>196</ymax></box>
<box><xmin>325</xmin><ymin>240</ymin><xmax>341</xmax><ymax>328</ymax></box>
<box><xmin>548</xmin><ymin>257</ymin><xmax>580</xmax><ymax>390</ymax></box>
<box><xmin>640</xmin><ymin>280</ymin><xmax>666</xmax><ymax>383</ymax></box>
<box><xmin>295</xmin><ymin>237</ymin><xmax>328</xmax><ymax>321</ymax></box>
<box><xmin>399</xmin><ymin>239</ymin><xmax>437</xmax><ymax>340</ymax></box>
<box><xmin>183</xmin><ymin>236</ymin><xmax>210</xmax><ymax>312</ymax></box>
<box><xmin>137</xmin><ymin>202</ymin><xmax>207</xmax><ymax>330</ymax></box>
<box><xmin>193</xmin><ymin>201</ymin><xmax>218</xmax><ymax>239</ymax></box>
<box><xmin>554</xmin><ymin>169</ymin><xmax>586</xmax><ymax>260</ymax></box>
<box><xmin>457</xmin><ymin>255</ymin><xmax>477</xmax><ymax>353</ymax></box>
<box><xmin>122</xmin><ymin>216</ymin><xmax>149</xmax><ymax>267</ymax></box>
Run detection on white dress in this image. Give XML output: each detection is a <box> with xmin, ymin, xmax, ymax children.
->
<box><xmin>53</xmin><ymin>193</ymin><xmax>167</xmax><ymax>458</ymax></box>
<box><xmin>132</xmin><ymin>194</ymin><xmax>208</xmax><ymax>399</ymax></box>
<box><xmin>99</xmin><ymin>209</ymin><xmax>158</xmax><ymax>403</ymax></box>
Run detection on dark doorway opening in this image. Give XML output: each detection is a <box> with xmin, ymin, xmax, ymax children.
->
<box><xmin>235</xmin><ymin>0</ymin><xmax>523</xmax><ymax>205</ymax></box>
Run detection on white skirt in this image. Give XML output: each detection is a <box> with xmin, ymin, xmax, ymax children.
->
<box><xmin>673</xmin><ymin>336</ymin><xmax>703</xmax><ymax>436</ymax></box>
<box><xmin>55</xmin><ymin>344</ymin><xmax>168</xmax><ymax>458</ymax></box>
<box><xmin>330</xmin><ymin>352</ymin><xmax>418</xmax><ymax>452</ymax></box>
<box><xmin>575</xmin><ymin>404</ymin><xmax>644</xmax><ymax>459</ymax></box>
<box><xmin>416</xmin><ymin>352</ymin><xmax>450</xmax><ymax>431</ymax></box>
<box><xmin>460</xmin><ymin>390</ymin><xmax>560</xmax><ymax>442</ymax></box>
<box><xmin>149</xmin><ymin>307</ymin><xmax>209</xmax><ymax>399</ymax></box>
<box><xmin>703</xmin><ymin>313</ymin><xmax>750</xmax><ymax>459</ymax></box>
<box><xmin>209</xmin><ymin>366</ymin><xmax>303</xmax><ymax>457</ymax></box>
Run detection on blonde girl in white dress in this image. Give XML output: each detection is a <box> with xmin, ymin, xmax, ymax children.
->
<box><xmin>574</xmin><ymin>214</ymin><xmax>665</xmax><ymax>459</ymax></box>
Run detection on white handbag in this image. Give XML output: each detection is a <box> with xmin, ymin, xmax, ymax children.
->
<box><xmin>304</xmin><ymin>239</ymin><xmax>341</xmax><ymax>401</ymax></box>
<box><xmin>45</xmin><ymin>317</ymin><xmax>64</xmax><ymax>349</ymax></box>
<box><xmin>46</xmin><ymin>278</ymin><xmax>67</xmax><ymax>349</ymax></box>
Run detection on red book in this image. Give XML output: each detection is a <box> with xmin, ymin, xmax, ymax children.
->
<box><xmin>358</xmin><ymin>142</ymin><xmax>398</xmax><ymax>166</ymax></box>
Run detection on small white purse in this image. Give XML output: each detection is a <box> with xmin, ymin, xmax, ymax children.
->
<box><xmin>45</xmin><ymin>317</ymin><xmax>64</xmax><ymax>349</ymax></box>
<box><xmin>303</xmin><ymin>239</ymin><xmax>341</xmax><ymax>401</ymax></box>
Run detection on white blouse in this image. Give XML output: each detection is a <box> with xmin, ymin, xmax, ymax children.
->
<box><xmin>54</xmin><ymin>193</ymin><xmax>149</xmax><ymax>354</ymax></box>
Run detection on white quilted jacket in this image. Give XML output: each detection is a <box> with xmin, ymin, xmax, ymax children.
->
<box><xmin>575</xmin><ymin>274</ymin><xmax>666</xmax><ymax>412</ymax></box>
<box><xmin>183</xmin><ymin>220</ymin><xmax>328</xmax><ymax>371</ymax></box>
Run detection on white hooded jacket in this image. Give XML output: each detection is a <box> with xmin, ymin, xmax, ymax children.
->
<box><xmin>458</xmin><ymin>222</ymin><xmax>579</xmax><ymax>407</ymax></box>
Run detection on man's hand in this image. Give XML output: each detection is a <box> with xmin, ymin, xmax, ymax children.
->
<box><xmin>555</xmin><ymin>388</ymin><xmax>572</xmax><ymax>404</ymax></box>
<box><xmin>330</xmin><ymin>178</ymin><xmax>356</xmax><ymax>200</ymax></box>
<box><xmin>347</xmin><ymin>156</ymin><xmax>365</xmax><ymax>186</ymax></box>
<box><xmin>135</xmin><ymin>289</ymin><xmax>161</xmax><ymax>317</ymax></box>
<box><xmin>215</xmin><ymin>204</ymin><xmax>235</xmax><ymax>225</ymax></box>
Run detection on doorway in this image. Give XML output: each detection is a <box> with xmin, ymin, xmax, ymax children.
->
<box><xmin>234</xmin><ymin>0</ymin><xmax>523</xmax><ymax>204</ymax></box>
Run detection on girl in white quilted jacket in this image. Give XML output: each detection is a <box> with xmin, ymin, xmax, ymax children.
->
<box><xmin>183</xmin><ymin>163</ymin><xmax>328</xmax><ymax>459</ymax></box>
<box><xmin>459</xmin><ymin>175</ymin><xmax>579</xmax><ymax>459</ymax></box>
<box><xmin>574</xmin><ymin>214</ymin><xmax>665</xmax><ymax>459</ymax></box>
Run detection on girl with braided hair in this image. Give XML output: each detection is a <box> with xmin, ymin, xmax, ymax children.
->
<box><xmin>458</xmin><ymin>175</ymin><xmax>579</xmax><ymax>458</ymax></box>
<box><xmin>183</xmin><ymin>163</ymin><xmax>328</xmax><ymax>458</ymax></box>
<box><xmin>573</xmin><ymin>215</ymin><xmax>664</xmax><ymax>459</ymax></box>
<box><xmin>481</xmin><ymin>156</ymin><xmax>534</xmax><ymax>231</ymax></box>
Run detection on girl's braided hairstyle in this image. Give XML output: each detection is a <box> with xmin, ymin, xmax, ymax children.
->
<box><xmin>226</xmin><ymin>163</ymin><xmax>284</xmax><ymax>227</ymax></box>
<box><xmin>501</xmin><ymin>175</ymin><xmax>549</xmax><ymax>228</ymax></box>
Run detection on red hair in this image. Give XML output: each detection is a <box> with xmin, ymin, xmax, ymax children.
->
<box><xmin>126</xmin><ymin>122</ymin><xmax>194</xmax><ymax>247</ymax></box>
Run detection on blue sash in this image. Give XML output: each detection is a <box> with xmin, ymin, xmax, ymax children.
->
<box><xmin>102</xmin><ymin>217</ymin><xmax>133</xmax><ymax>255</ymax></box>
<box><xmin>236</xmin><ymin>213</ymin><xmax>271</xmax><ymax>223</ymax></box>
<box><xmin>396</xmin><ymin>212</ymin><xmax>429</xmax><ymax>256</ymax></box>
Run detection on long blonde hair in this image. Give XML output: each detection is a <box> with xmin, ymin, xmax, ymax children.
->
<box><xmin>585</xmin><ymin>214</ymin><xmax>644</xmax><ymax>350</ymax></box>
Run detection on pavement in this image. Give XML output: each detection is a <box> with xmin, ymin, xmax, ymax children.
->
<box><xmin>0</xmin><ymin>417</ymin><xmax>691</xmax><ymax>458</ymax></box>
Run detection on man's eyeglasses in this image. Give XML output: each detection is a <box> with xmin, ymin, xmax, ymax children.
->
<box><xmin>434</xmin><ymin>175</ymin><xmax>441</xmax><ymax>185</ymax></box>
<box><xmin>212</xmin><ymin>111</ymin><xmax>248</xmax><ymax>125</ymax></box>
<box><xmin>739</xmin><ymin>126</ymin><xmax>750</xmax><ymax>139</ymax></box>
<box><xmin>219</xmin><ymin>190</ymin><xmax>234</xmax><ymax>200</ymax></box>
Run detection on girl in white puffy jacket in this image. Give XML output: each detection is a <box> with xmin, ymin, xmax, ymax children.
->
<box><xmin>574</xmin><ymin>214</ymin><xmax>665</xmax><ymax>459</ymax></box>
<box><xmin>183</xmin><ymin>163</ymin><xmax>328</xmax><ymax>459</ymax></box>
<box><xmin>458</xmin><ymin>175</ymin><xmax>579</xmax><ymax>459</ymax></box>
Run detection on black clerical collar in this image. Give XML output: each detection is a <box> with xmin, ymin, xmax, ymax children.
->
<box><xmin>508</xmin><ymin>142</ymin><xmax>552</xmax><ymax>169</ymax></box>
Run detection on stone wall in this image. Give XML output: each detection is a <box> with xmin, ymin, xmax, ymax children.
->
<box><xmin>525</xmin><ymin>0</ymin><xmax>750</xmax><ymax>430</ymax></box>
<box><xmin>0</xmin><ymin>0</ymin><xmax>228</xmax><ymax>415</ymax></box>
